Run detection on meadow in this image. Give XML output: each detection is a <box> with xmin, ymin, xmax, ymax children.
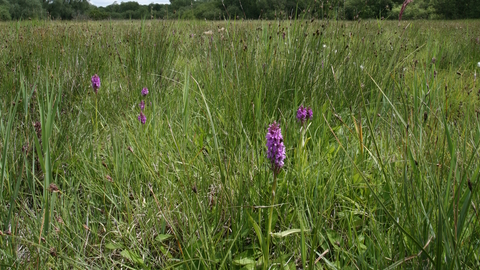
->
<box><xmin>0</xmin><ymin>18</ymin><xmax>480</xmax><ymax>269</ymax></box>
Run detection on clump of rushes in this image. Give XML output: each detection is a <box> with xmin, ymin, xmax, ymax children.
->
<box><xmin>264</xmin><ymin>121</ymin><xmax>285</xmax><ymax>268</ymax></box>
<box><xmin>138</xmin><ymin>111</ymin><xmax>146</xmax><ymax>124</ymax></box>
<box><xmin>91</xmin><ymin>74</ymin><xmax>100</xmax><ymax>94</ymax></box>
<box><xmin>141</xmin><ymin>87</ymin><xmax>149</xmax><ymax>96</ymax></box>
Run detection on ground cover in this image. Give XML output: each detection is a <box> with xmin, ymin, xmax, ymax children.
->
<box><xmin>1</xmin><ymin>19</ymin><xmax>480</xmax><ymax>269</ymax></box>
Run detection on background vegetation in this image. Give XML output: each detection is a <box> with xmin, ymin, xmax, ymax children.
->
<box><xmin>0</xmin><ymin>0</ymin><xmax>479</xmax><ymax>21</ymax></box>
<box><xmin>1</xmin><ymin>18</ymin><xmax>480</xmax><ymax>269</ymax></box>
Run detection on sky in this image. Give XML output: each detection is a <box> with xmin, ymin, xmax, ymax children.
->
<box><xmin>90</xmin><ymin>0</ymin><xmax>170</xmax><ymax>7</ymax></box>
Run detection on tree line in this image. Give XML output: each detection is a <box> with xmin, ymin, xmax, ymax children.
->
<box><xmin>0</xmin><ymin>0</ymin><xmax>478</xmax><ymax>21</ymax></box>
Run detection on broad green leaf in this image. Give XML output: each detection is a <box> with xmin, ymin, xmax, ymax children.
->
<box><xmin>248</xmin><ymin>214</ymin><xmax>263</xmax><ymax>247</ymax></box>
<box><xmin>120</xmin><ymin>249</ymin><xmax>144</xmax><ymax>265</ymax></box>
<box><xmin>271</xmin><ymin>228</ymin><xmax>303</xmax><ymax>238</ymax></box>
<box><xmin>233</xmin><ymin>257</ymin><xmax>256</xmax><ymax>266</ymax></box>
<box><xmin>105</xmin><ymin>243</ymin><xmax>123</xmax><ymax>250</ymax></box>
<box><xmin>155</xmin><ymin>234</ymin><xmax>173</xmax><ymax>243</ymax></box>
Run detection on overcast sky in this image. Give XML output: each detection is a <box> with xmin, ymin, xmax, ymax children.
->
<box><xmin>90</xmin><ymin>0</ymin><xmax>170</xmax><ymax>7</ymax></box>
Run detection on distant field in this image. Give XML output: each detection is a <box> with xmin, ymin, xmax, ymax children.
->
<box><xmin>1</xmin><ymin>19</ymin><xmax>479</xmax><ymax>269</ymax></box>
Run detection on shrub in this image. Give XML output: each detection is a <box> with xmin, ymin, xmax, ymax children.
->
<box><xmin>0</xmin><ymin>5</ymin><xmax>10</xmax><ymax>21</ymax></box>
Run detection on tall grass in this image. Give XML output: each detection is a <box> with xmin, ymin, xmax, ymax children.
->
<box><xmin>0</xmin><ymin>18</ymin><xmax>479</xmax><ymax>269</ymax></box>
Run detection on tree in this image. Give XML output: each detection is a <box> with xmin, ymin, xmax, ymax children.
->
<box><xmin>391</xmin><ymin>0</ymin><xmax>436</xmax><ymax>20</ymax></box>
<box><xmin>345</xmin><ymin>0</ymin><xmax>394</xmax><ymax>19</ymax></box>
<box><xmin>47</xmin><ymin>0</ymin><xmax>73</xmax><ymax>19</ymax></box>
<box><xmin>118</xmin><ymin>1</ymin><xmax>140</xmax><ymax>13</ymax></box>
<box><xmin>194</xmin><ymin>1</ymin><xmax>222</xmax><ymax>19</ymax></box>
<box><xmin>0</xmin><ymin>0</ymin><xmax>10</xmax><ymax>21</ymax></box>
<box><xmin>69</xmin><ymin>0</ymin><xmax>90</xmax><ymax>17</ymax></box>
<box><xmin>8</xmin><ymin>0</ymin><xmax>44</xmax><ymax>19</ymax></box>
<box><xmin>170</xmin><ymin>0</ymin><xmax>191</xmax><ymax>11</ymax></box>
<box><xmin>435</xmin><ymin>0</ymin><xmax>480</xmax><ymax>19</ymax></box>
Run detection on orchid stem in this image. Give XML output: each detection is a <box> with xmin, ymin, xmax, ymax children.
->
<box><xmin>265</xmin><ymin>171</ymin><xmax>278</xmax><ymax>269</ymax></box>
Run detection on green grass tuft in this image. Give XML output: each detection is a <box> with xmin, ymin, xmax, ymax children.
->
<box><xmin>1</xmin><ymin>19</ymin><xmax>480</xmax><ymax>269</ymax></box>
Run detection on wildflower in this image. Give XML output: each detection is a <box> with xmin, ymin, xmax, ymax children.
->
<box><xmin>139</xmin><ymin>100</ymin><xmax>145</xmax><ymax>111</ymax></box>
<box><xmin>477</xmin><ymin>62</ymin><xmax>480</xmax><ymax>68</ymax></box>
<box><xmin>296</xmin><ymin>106</ymin><xmax>307</xmax><ymax>123</ymax></box>
<box><xmin>266</xmin><ymin>121</ymin><xmax>286</xmax><ymax>173</ymax></box>
<box><xmin>91</xmin><ymin>74</ymin><xmax>100</xmax><ymax>94</ymax></box>
<box><xmin>306</xmin><ymin>107</ymin><xmax>313</xmax><ymax>120</ymax></box>
<box><xmin>138</xmin><ymin>112</ymin><xmax>146</xmax><ymax>124</ymax></box>
<box><xmin>141</xmin><ymin>87</ymin><xmax>149</xmax><ymax>96</ymax></box>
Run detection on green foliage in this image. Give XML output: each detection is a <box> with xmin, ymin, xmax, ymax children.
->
<box><xmin>0</xmin><ymin>5</ymin><xmax>10</xmax><ymax>21</ymax></box>
<box><xmin>0</xmin><ymin>0</ymin><xmax>10</xmax><ymax>20</ymax></box>
<box><xmin>89</xmin><ymin>8</ymin><xmax>109</xmax><ymax>20</ymax></box>
<box><xmin>391</xmin><ymin>0</ymin><xmax>437</xmax><ymax>20</ymax></box>
<box><xmin>0</xmin><ymin>19</ymin><xmax>480</xmax><ymax>269</ymax></box>
<box><xmin>194</xmin><ymin>1</ymin><xmax>222</xmax><ymax>20</ymax></box>
<box><xmin>1</xmin><ymin>0</ymin><xmax>479</xmax><ymax>20</ymax></box>
<box><xmin>436</xmin><ymin>0</ymin><xmax>480</xmax><ymax>19</ymax></box>
<box><xmin>47</xmin><ymin>0</ymin><xmax>73</xmax><ymax>20</ymax></box>
<box><xmin>8</xmin><ymin>0</ymin><xmax>43</xmax><ymax>19</ymax></box>
<box><xmin>345</xmin><ymin>0</ymin><xmax>394</xmax><ymax>19</ymax></box>
<box><xmin>44</xmin><ymin>0</ymin><xmax>89</xmax><ymax>20</ymax></box>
